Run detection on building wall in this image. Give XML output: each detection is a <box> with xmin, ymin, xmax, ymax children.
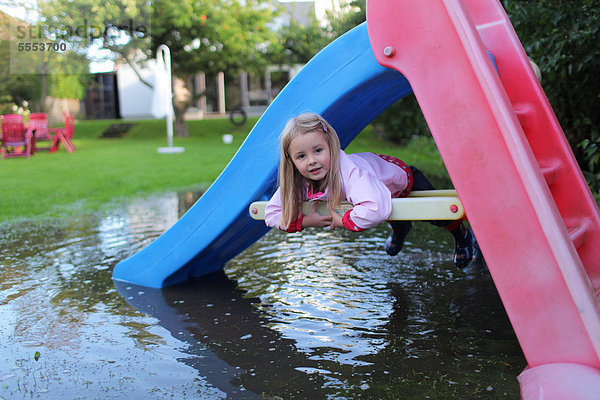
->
<box><xmin>116</xmin><ymin>62</ymin><xmax>155</xmax><ymax>119</ymax></box>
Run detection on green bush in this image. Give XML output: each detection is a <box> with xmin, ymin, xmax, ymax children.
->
<box><xmin>579</xmin><ymin>132</ymin><xmax>600</xmax><ymax>196</ymax></box>
<box><xmin>373</xmin><ymin>95</ymin><xmax>431</xmax><ymax>146</ymax></box>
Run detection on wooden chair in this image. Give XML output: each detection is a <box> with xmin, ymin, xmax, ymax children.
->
<box><xmin>1</xmin><ymin>114</ymin><xmax>33</xmax><ymax>159</ymax></box>
<box><xmin>50</xmin><ymin>111</ymin><xmax>75</xmax><ymax>153</ymax></box>
<box><xmin>28</xmin><ymin>113</ymin><xmax>54</xmax><ymax>152</ymax></box>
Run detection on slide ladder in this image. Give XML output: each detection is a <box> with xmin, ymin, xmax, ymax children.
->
<box><xmin>367</xmin><ymin>0</ymin><xmax>600</xmax><ymax>395</ymax></box>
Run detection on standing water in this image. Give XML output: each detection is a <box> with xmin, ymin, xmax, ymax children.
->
<box><xmin>0</xmin><ymin>191</ymin><xmax>525</xmax><ymax>399</ymax></box>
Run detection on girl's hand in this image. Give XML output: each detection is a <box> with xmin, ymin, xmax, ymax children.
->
<box><xmin>302</xmin><ymin>202</ymin><xmax>333</xmax><ymax>228</ymax></box>
<box><xmin>328</xmin><ymin>207</ymin><xmax>345</xmax><ymax>230</ymax></box>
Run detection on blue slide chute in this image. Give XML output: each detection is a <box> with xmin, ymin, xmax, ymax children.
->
<box><xmin>112</xmin><ymin>23</ymin><xmax>412</xmax><ymax>288</ymax></box>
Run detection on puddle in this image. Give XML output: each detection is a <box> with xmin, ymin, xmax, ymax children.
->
<box><xmin>0</xmin><ymin>190</ymin><xmax>525</xmax><ymax>398</ymax></box>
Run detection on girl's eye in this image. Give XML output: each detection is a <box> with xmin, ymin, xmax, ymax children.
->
<box><xmin>296</xmin><ymin>154</ymin><xmax>305</xmax><ymax>160</ymax></box>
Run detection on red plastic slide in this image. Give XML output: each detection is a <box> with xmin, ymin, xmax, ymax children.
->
<box><xmin>367</xmin><ymin>0</ymin><xmax>600</xmax><ymax>397</ymax></box>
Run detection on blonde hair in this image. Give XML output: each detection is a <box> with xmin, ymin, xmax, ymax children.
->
<box><xmin>278</xmin><ymin>113</ymin><xmax>342</xmax><ymax>229</ymax></box>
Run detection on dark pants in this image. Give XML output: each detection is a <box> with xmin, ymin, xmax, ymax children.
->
<box><xmin>409</xmin><ymin>166</ymin><xmax>435</xmax><ymax>191</ymax></box>
<box><xmin>389</xmin><ymin>166</ymin><xmax>461</xmax><ymax>231</ymax></box>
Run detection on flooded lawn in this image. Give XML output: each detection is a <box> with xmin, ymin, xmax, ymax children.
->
<box><xmin>0</xmin><ymin>191</ymin><xmax>525</xmax><ymax>399</ymax></box>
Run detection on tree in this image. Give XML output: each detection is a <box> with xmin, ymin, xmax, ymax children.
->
<box><xmin>0</xmin><ymin>41</ymin><xmax>42</xmax><ymax>113</ymax></box>
<box><xmin>150</xmin><ymin>0</ymin><xmax>278</xmax><ymax>136</ymax></box>
<box><xmin>267</xmin><ymin>0</ymin><xmax>368</xmax><ymax>66</ymax></box>
<box><xmin>326</xmin><ymin>0</ymin><xmax>366</xmax><ymax>37</ymax></box>
<box><xmin>269</xmin><ymin>18</ymin><xmax>331</xmax><ymax>65</ymax></box>
<box><xmin>1</xmin><ymin>9</ymin><xmax>43</xmax><ymax>113</ymax></box>
<box><xmin>38</xmin><ymin>0</ymin><xmax>277</xmax><ymax>137</ymax></box>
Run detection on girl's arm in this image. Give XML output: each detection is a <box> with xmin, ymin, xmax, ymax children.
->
<box><xmin>264</xmin><ymin>189</ymin><xmax>284</xmax><ymax>229</ymax></box>
<box><xmin>329</xmin><ymin>207</ymin><xmax>345</xmax><ymax>229</ymax></box>
<box><xmin>343</xmin><ymin>166</ymin><xmax>393</xmax><ymax>231</ymax></box>
<box><xmin>265</xmin><ymin>189</ymin><xmax>303</xmax><ymax>232</ymax></box>
<box><xmin>265</xmin><ymin>190</ymin><xmax>332</xmax><ymax>232</ymax></box>
<box><xmin>304</xmin><ymin>202</ymin><xmax>333</xmax><ymax>228</ymax></box>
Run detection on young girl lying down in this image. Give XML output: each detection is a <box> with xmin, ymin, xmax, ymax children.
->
<box><xmin>265</xmin><ymin>113</ymin><xmax>478</xmax><ymax>268</ymax></box>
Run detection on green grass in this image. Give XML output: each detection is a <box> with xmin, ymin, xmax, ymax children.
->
<box><xmin>0</xmin><ymin>118</ymin><xmax>447</xmax><ymax>222</ymax></box>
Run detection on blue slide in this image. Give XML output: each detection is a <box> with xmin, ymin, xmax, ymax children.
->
<box><xmin>112</xmin><ymin>23</ymin><xmax>412</xmax><ymax>288</ymax></box>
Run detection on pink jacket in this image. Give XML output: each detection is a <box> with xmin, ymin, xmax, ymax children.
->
<box><xmin>265</xmin><ymin>151</ymin><xmax>412</xmax><ymax>232</ymax></box>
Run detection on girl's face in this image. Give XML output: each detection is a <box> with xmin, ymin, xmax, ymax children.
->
<box><xmin>288</xmin><ymin>130</ymin><xmax>331</xmax><ymax>182</ymax></box>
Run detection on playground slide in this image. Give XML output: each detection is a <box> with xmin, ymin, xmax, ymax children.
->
<box><xmin>114</xmin><ymin>0</ymin><xmax>600</xmax><ymax>395</ymax></box>
<box><xmin>366</xmin><ymin>0</ymin><xmax>600</xmax><ymax>396</ymax></box>
<box><xmin>112</xmin><ymin>23</ymin><xmax>411</xmax><ymax>288</ymax></box>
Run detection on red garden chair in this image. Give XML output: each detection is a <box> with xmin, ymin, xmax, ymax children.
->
<box><xmin>50</xmin><ymin>111</ymin><xmax>75</xmax><ymax>153</ymax></box>
<box><xmin>28</xmin><ymin>113</ymin><xmax>54</xmax><ymax>152</ymax></box>
<box><xmin>1</xmin><ymin>114</ymin><xmax>33</xmax><ymax>159</ymax></box>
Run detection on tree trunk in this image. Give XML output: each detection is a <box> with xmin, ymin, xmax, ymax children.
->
<box><xmin>173</xmin><ymin>77</ymin><xmax>191</xmax><ymax>137</ymax></box>
<box><xmin>174</xmin><ymin>102</ymin><xmax>189</xmax><ymax>137</ymax></box>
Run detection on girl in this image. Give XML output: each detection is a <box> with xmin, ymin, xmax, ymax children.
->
<box><xmin>265</xmin><ymin>113</ymin><xmax>478</xmax><ymax>269</ymax></box>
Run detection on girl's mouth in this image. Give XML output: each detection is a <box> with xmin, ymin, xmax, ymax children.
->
<box><xmin>310</xmin><ymin>167</ymin><xmax>321</xmax><ymax>174</ymax></box>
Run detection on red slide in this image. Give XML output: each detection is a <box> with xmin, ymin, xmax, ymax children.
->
<box><xmin>367</xmin><ymin>0</ymin><xmax>600</xmax><ymax>397</ymax></box>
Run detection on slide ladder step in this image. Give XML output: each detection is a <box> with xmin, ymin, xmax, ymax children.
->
<box><xmin>249</xmin><ymin>190</ymin><xmax>465</xmax><ymax>222</ymax></box>
<box><xmin>566</xmin><ymin>218</ymin><xmax>591</xmax><ymax>250</ymax></box>
<box><xmin>513</xmin><ymin>102</ymin><xmax>593</xmax><ymax>255</ymax></box>
<box><xmin>539</xmin><ymin>159</ymin><xmax>561</xmax><ymax>186</ymax></box>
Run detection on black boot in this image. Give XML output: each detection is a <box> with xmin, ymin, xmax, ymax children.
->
<box><xmin>450</xmin><ymin>225</ymin><xmax>479</xmax><ymax>268</ymax></box>
<box><xmin>385</xmin><ymin>221</ymin><xmax>413</xmax><ymax>256</ymax></box>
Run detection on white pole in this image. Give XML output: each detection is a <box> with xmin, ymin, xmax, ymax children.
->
<box><xmin>162</xmin><ymin>45</ymin><xmax>173</xmax><ymax>147</ymax></box>
<box><xmin>157</xmin><ymin>44</ymin><xmax>184</xmax><ymax>154</ymax></box>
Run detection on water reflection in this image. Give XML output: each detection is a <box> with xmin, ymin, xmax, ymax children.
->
<box><xmin>0</xmin><ymin>191</ymin><xmax>229</xmax><ymax>399</ymax></box>
<box><xmin>0</xmin><ymin>190</ymin><xmax>526</xmax><ymax>399</ymax></box>
<box><xmin>227</xmin><ymin>231</ymin><xmax>395</xmax><ymax>368</ymax></box>
<box><xmin>116</xmin><ymin>275</ymin><xmax>333</xmax><ymax>399</ymax></box>
<box><xmin>225</xmin><ymin>225</ymin><xmax>524</xmax><ymax>397</ymax></box>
